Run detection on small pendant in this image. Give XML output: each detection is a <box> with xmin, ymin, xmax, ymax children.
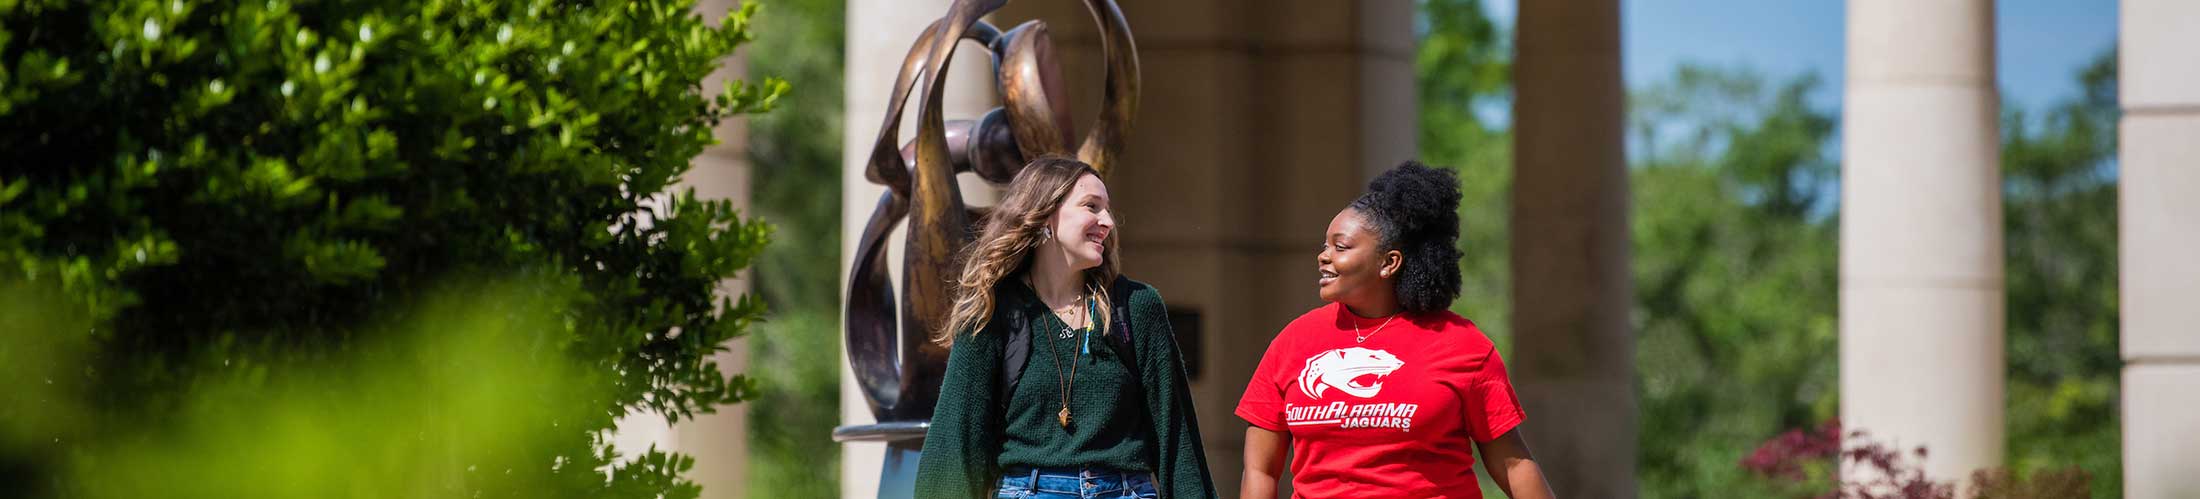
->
<box><xmin>1058</xmin><ymin>407</ymin><xmax>1072</xmax><ymax>427</ymax></box>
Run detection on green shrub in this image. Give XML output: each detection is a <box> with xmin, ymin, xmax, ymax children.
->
<box><xmin>0</xmin><ymin>0</ymin><xmax>786</xmax><ymax>497</ymax></box>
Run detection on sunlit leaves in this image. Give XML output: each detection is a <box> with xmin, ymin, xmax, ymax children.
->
<box><xmin>0</xmin><ymin>0</ymin><xmax>785</xmax><ymax>496</ymax></box>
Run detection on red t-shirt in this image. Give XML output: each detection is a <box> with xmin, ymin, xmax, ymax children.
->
<box><xmin>1235</xmin><ymin>303</ymin><xmax>1526</xmax><ymax>499</ymax></box>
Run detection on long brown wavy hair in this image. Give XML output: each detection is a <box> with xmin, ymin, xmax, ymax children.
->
<box><xmin>935</xmin><ymin>156</ymin><xmax>1122</xmax><ymax>347</ymax></box>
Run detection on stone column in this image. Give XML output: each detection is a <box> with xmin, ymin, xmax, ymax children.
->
<box><xmin>1839</xmin><ymin>0</ymin><xmax>2002</xmax><ymax>485</ymax></box>
<box><xmin>840</xmin><ymin>1</ymin><xmax>996</xmax><ymax>497</ymax></box>
<box><xmin>2119</xmin><ymin>1</ymin><xmax>2200</xmax><ymax>497</ymax></box>
<box><xmin>988</xmin><ymin>1</ymin><xmax>1415</xmax><ymax>496</ymax></box>
<box><xmin>1509</xmin><ymin>0</ymin><xmax>1634</xmax><ymax>497</ymax></box>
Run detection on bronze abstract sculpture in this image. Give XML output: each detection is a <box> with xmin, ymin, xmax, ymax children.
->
<box><xmin>834</xmin><ymin>3</ymin><xmax>1138</xmax><ymax>494</ymax></box>
<box><xmin>840</xmin><ymin>0</ymin><xmax>1140</xmax><ymax>432</ymax></box>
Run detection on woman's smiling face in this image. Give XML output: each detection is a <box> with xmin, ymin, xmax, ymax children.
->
<box><xmin>1049</xmin><ymin>173</ymin><xmax>1114</xmax><ymax>270</ymax></box>
<box><xmin>1317</xmin><ymin>208</ymin><xmax>1396</xmax><ymax>306</ymax></box>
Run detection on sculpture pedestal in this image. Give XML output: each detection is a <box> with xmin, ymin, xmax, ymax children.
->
<box><xmin>835</xmin><ymin>421</ymin><xmax>931</xmax><ymax>499</ymax></box>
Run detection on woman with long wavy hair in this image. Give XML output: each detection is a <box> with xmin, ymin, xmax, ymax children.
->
<box><xmin>915</xmin><ymin>156</ymin><xmax>1215</xmax><ymax>499</ymax></box>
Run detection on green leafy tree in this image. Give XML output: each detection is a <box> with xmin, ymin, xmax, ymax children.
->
<box><xmin>1628</xmin><ymin>65</ymin><xmax>1842</xmax><ymax>499</ymax></box>
<box><xmin>2000</xmin><ymin>50</ymin><xmax>2120</xmax><ymax>498</ymax></box>
<box><xmin>0</xmin><ymin>0</ymin><xmax>786</xmax><ymax>496</ymax></box>
<box><xmin>737</xmin><ymin>0</ymin><xmax>846</xmax><ymax>496</ymax></box>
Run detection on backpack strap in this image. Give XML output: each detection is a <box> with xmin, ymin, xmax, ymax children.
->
<box><xmin>996</xmin><ymin>303</ymin><xmax>1030</xmax><ymax>409</ymax></box>
<box><xmin>1107</xmin><ymin>277</ymin><xmax>1145</xmax><ymax>393</ymax></box>
<box><xmin>1106</xmin><ymin>277</ymin><xmax>1138</xmax><ymax>360</ymax></box>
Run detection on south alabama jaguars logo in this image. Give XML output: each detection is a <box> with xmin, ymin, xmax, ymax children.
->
<box><xmin>1298</xmin><ymin>347</ymin><xmax>1405</xmax><ymax>399</ymax></box>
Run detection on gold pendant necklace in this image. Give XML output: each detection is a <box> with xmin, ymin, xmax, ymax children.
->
<box><xmin>1043</xmin><ymin>295</ymin><xmax>1091</xmax><ymax>428</ymax></box>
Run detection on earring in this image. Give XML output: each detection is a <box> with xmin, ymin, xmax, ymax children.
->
<box><xmin>1039</xmin><ymin>227</ymin><xmax>1052</xmax><ymax>239</ymax></box>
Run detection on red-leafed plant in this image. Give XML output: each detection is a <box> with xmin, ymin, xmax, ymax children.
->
<box><xmin>1743</xmin><ymin>420</ymin><xmax>2089</xmax><ymax>499</ymax></box>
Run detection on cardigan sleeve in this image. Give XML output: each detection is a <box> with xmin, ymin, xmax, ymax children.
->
<box><xmin>913</xmin><ymin>323</ymin><xmax>1005</xmax><ymax>499</ymax></box>
<box><xmin>1129</xmin><ymin>284</ymin><xmax>1218</xmax><ymax>499</ymax></box>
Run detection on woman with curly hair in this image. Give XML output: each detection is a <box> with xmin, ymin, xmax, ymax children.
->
<box><xmin>1235</xmin><ymin>162</ymin><xmax>1553</xmax><ymax>499</ymax></box>
<box><xmin>915</xmin><ymin>156</ymin><xmax>1215</xmax><ymax>499</ymax></box>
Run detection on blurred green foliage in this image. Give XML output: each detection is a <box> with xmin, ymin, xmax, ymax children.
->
<box><xmin>1414</xmin><ymin>1</ymin><xmax>2122</xmax><ymax>496</ymax></box>
<box><xmin>737</xmin><ymin>0</ymin><xmax>846</xmax><ymax>495</ymax></box>
<box><xmin>2</xmin><ymin>278</ymin><xmax>704</xmax><ymax>498</ymax></box>
<box><xmin>0</xmin><ymin>0</ymin><xmax>788</xmax><ymax>496</ymax></box>
<box><xmin>1628</xmin><ymin>66</ymin><xmax>1843</xmax><ymax>498</ymax></box>
<box><xmin>2000</xmin><ymin>51</ymin><xmax>2120</xmax><ymax>499</ymax></box>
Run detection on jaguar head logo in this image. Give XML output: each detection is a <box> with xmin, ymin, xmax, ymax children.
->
<box><xmin>1298</xmin><ymin>347</ymin><xmax>1405</xmax><ymax>399</ymax></box>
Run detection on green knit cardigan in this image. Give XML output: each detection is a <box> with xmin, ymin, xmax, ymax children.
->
<box><xmin>912</xmin><ymin>276</ymin><xmax>1215</xmax><ymax>499</ymax></box>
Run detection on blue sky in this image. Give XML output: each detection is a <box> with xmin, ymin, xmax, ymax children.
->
<box><xmin>1481</xmin><ymin>0</ymin><xmax>2120</xmax><ymax>113</ymax></box>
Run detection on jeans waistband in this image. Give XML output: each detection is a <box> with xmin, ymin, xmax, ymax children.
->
<box><xmin>1001</xmin><ymin>465</ymin><xmax>1142</xmax><ymax>480</ymax></box>
<box><xmin>997</xmin><ymin>465</ymin><xmax>1155</xmax><ymax>498</ymax></box>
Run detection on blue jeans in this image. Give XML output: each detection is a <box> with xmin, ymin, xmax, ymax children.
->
<box><xmin>995</xmin><ymin>466</ymin><xmax>1159</xmax><ymax>499</ymax></box>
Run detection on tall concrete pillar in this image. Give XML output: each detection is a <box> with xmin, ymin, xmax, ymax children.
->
<box><xmin>840</xmin><ymin>1</ymin><xmax>996</xmax><ymax>497</ymax></box>
<box><xmin>1509</xmin><ymin>1</ymin><xmax>1634</xmax><ymax>497</ymax></box>
<box><xmin>2119</xmin><ymin>2</ymin><xmax>2200</xmax><ymax>497</ymax></box>
<box><xmin>1839</xmin><ymin>0</ymin><xmax>2002</xmax><ymax>485</ymax></box>
<box><xmin>990</xmin><ymin>1</ymin><xmax>1415</xmax><ymax>496</ymax></box>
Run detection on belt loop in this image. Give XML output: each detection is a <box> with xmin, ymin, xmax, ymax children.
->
<box><xmin>1028</xmin><ymin>467</ymin><xmax>1039</xmax><ymax>484</ymax></box>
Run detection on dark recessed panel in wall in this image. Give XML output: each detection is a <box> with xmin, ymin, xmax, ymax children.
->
<box><xmin>1168</xmin><ymin>307</ymin><xmax>1202</xmax><ymax>381</ymax></box>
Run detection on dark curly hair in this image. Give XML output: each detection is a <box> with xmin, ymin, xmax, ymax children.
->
<box><xmin>1346</xmin><ymin>161</ymin><xmax>1464</xmax><ymax>314</ymax></box>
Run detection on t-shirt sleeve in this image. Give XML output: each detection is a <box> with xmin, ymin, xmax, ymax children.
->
<box><xmin>1464</xmin><ymin>347</ymin><xmax>1527</xmax><ymax>443</ymax></box>
<box><xmin>1234</xmin><ymin>334</ymin><xmax>1291</xmax><ymax>432</ymax></box>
